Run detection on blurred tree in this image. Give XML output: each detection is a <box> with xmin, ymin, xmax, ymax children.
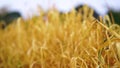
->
<box><xmin>75</xmin><ymin>5</ymin><xmax>99</xmax><ymax>19</ymax></box>
<box><xmin>108</xmin><ymin>11</ymin><xmax>120</xmax><ymax>25</ymax></box>
<box><xmin>0</xmin><ymin>12</ymin><xmax>21</xmax><ymax>29</ymax></box>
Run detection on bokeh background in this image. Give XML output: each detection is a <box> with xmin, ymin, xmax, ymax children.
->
<box><xmin>0</xmin><ymin>0</ymin><xmax>120</xmax><ymax>25</ymax></box>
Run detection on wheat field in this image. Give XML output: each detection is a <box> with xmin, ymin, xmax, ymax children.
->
<box><xmin>0</xmin><ymin>6</ymin><xmax>120</xmax><ymax>68</ymax></box>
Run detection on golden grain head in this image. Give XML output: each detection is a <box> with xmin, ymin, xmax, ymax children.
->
<box><xmin>0</xmin><ymin>5</ymin><xmax>120</xmax><ymax>68</ymax></box>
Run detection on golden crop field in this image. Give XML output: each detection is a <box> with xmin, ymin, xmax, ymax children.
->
<box><xmin>0</xmin><ymin>5</ymin><xmax>120</xmax><ymax>68</ymax></box>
